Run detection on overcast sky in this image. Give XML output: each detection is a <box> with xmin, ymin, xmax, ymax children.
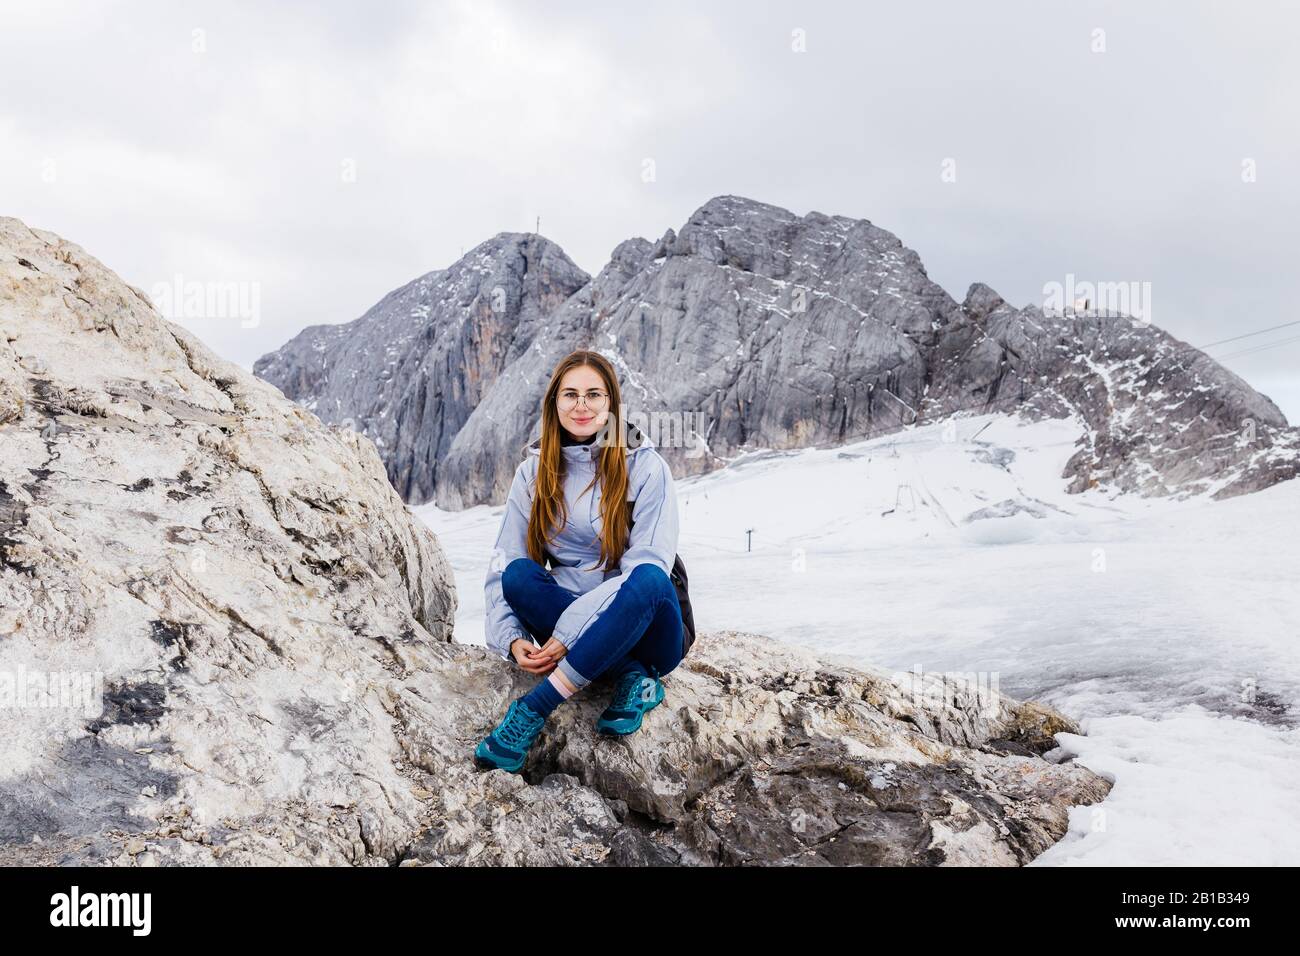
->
<box><xmin>3</xmin><ymin>0</ymin><xmax>1297</xmax><ymax>420</ymax></box>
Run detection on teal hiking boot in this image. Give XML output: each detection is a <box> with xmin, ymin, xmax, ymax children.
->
<box><xmin>596</xmin><ymin>668</ymin><xmax>665</xmax><ymax>736</ymax></box>
<box><xmin>474</xmin><ymin>699</ymin><xmax>545</xmax><ymax>772</ymax></box>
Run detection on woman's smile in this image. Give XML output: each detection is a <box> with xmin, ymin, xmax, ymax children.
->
<box><xmin>555</xmin><ymin>364</ymin><xmax>611</xmax><ymax>437</ymax></box>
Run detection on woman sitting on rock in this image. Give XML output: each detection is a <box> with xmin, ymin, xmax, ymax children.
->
<box><xmin>474</xmin><ymin>349</ymin><xmax>685</xmax><ymax>773</ymax></box>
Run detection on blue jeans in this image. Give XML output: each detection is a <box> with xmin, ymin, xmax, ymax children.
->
<box><xmin>501</xmin><ymin>557</ymin><xmax>684</xmax><ymax>691</ymax></box>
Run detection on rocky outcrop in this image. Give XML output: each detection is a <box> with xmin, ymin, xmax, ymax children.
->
<box><xmin>254</xmin><ymin>233</ymin><xmax>590</xmax><ymax>504</ymax></box>
<box><xmin>393</xmin><ymin>631</ymin><xmax>1110</xmax><ymax>867</ymax></box>
<box><xmin>257</xmin><ymin>195</ymin><xmax>1297</xmax><ymax>508</ymax></box>
<box><xmin>1</xmin><ymin>218</ymin><xmax>1108</xmax><ymax>866</ymax></box>
<box><xmin>925</xmin><ymin>284</ymin><xmax>1300</xmax><ymax>498</ymax></box>
<box><xmin>0</xmin><ymin>216</ymin><xmax>456</xmax><ymax>864</ymax></box>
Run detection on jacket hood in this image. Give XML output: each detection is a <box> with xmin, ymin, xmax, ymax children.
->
<box><xmin>526</xmin><ymin>419</ymin><xmax>655</xmax><ymax>463</ymax></box>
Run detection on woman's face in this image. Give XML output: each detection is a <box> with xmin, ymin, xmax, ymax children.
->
<box><xmin>556</xmin><ymin>365</ymin><xmax>610</xmax><ymax>440</ymax></box>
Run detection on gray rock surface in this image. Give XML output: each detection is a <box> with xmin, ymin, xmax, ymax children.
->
<box><xmin>0</xmin><ymin>215</ymin><xmax>457</xmax><ymax>864</ymax></box>
<box><xmin>1</xmin><ymin>217</ymin><xmax>1109</xmax><ymax>866</ymax></box>
<box><xmin>434</xmin><ymin>236</ymin><xmax>655</xmax><ymax>509</ymax></box>
<box><xmin>926</xmin><ymin>283</ymin><xmax>1299</xmax><ymax>497</ymax></box>
<box><xmin>254</xmin><ymin>233</ymin><xmax>590</xmax><ymax>503</ymax></box>
<box><xmin>257</xmin><ymin>195</ymin><xmax>1297</xmax><ymax>508</ymax></box>
<box><xmin>395</xmin><ymin>631</ymin><xmax>1110</xmax><ymax>867</ymax></box>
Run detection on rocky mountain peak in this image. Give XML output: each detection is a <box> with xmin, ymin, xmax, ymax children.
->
<box><xmin>961</xmin><ymin>282</ymin><xmax>1008</xmax><ymax>322</ymax></box>
<box><xmin>255</xmin><ymin>197</ymin><xmax>1299</xmax><ymax>509</ymax></box>
<box><xmin>254</xmin><ymin>229</ymin><xmax>590</xmax><ymax>503</ymax></box>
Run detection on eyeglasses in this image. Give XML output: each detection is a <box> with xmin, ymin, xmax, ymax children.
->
<box><xmin>557</xmin><ymin>389</ymin><xmax>609</xmax><ymax>411</ymax></box>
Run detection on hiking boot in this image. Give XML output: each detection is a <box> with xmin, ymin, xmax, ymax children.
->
<box><xmin>596</xmin><ymin>669</ymin><xmax>665</xmax><ymax>736</ymax></box>
<box><xmin>474</xmin><ymin>699</ymin><xmax>545</xmax><ymax>772</ymax></box>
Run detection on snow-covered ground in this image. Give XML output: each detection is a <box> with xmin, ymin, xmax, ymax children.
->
<box><xmin>414</xmin><ymin>414</ymin><xmax>1300</xmax><ymax>866</ymax></box>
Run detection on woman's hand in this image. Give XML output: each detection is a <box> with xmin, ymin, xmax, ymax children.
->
<box><xmin>511</xmin><ymin>637</ymin><xmax>566</xmax><ymax>675</ymax></box>
<box><xmin>534</xmin><ymin>637</ymin><xmax>568</xmax><ymax>666</ymax></box>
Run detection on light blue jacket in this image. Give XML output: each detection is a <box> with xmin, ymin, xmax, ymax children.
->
<box><xmin>484</xmin><ymin>429</ymin><xmax>680</xmax><ymax>660</ymax></box>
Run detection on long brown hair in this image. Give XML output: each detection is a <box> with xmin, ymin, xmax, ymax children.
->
<box><xmin>526</xmin><ymin>350</ymin><xmax>632</xmax><ymax>573</ymax></box>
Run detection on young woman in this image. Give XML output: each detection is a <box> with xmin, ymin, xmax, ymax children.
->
<box><xmin>474</xmin><ymin>350</ymin><xmax>685</xmax><ymax>773</ymax></box>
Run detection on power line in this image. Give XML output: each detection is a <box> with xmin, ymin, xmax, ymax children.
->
<box><xmin>1213</xmin><ymin>332</ymin><xmax>1300</xmax><ymax>362</ymax></box>
<box><xmin>1198</xmin><ymin>319</ymin><xmax>1300</xmax><ymax>350</ymax></box>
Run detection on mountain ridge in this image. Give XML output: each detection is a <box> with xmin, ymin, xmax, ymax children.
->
<box><xmin>255</xmin><ymin>195</ymin><xmax>1298</xmax><ymax>507</ymax></box>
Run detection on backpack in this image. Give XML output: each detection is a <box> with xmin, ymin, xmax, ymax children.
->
<box><xmin>667</xmin><ymin>554</ymin><xmax>697</xmax><ymax>657</ymax></box>
<box><xmin>542</xmin><ymin>498</ymin><xmax>696</xmax><ymax>658</ymax></box>
<box><xmin>627</xmin><ymin>499</ymin><xmax>697</xmax><ymax>657</ymax></box>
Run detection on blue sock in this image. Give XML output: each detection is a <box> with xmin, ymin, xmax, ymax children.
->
<box><xmin>520</xmin><ymin>676</ymin><xmax>566</xmax><ymax>718</ymax></box>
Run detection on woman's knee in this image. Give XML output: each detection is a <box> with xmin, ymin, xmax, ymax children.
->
<box><xmin>501</xmin><ymin>556</ymin><xmax>542</xmax><ymax>600</ymax></box>
<box><xmin>628</xmin><ymin>562</ymin><xmax>672</xmax><ymax>593</ymax></box>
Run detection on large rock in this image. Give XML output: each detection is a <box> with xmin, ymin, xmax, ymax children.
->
<box><xmin>0</xmin><ymin>216</ymin><xmax>456</xmax><ymax>864</ymax></box>
<box><xmin>1</xmin><ymin>218</ymin><xmax>1109</xmax><ymax>866</ymax></box>
<box><xmin>256</xmin><ymin>195</ymin><xmax>1298</xmax><ymax>509</ymax></box>
<box><xmin>396</xmin><ymin>631</ymin><xmax>1110</xmax><ymax>867</ymax></box>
